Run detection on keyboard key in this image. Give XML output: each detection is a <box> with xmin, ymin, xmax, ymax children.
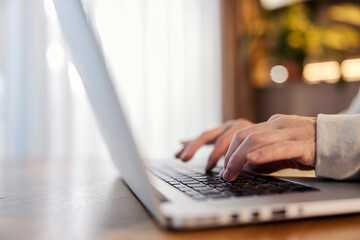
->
<box><xmin>201</xmin><ymin>189</ymin><xmax>223</xmax><ymax>195</ymax></box>
<box><xmin>257</xmin><ymin>183</ymin><xmax>277</xmax><ymax>189</ymax></box>
<box><xmin>187</xmin><ymin>183</ymin><xmax>207</xmax><ymax>188</ymax></box>
<box><xmin>177</xmin><ymin>186</ymin><xmax>189</xmax><ymax>191</ymax></box>
<box><xmin>203</xmin><ymin>179</ymin><xmax>220</xmax><ymax>184</ymax></box>
<box><xmin>233</xmin><ymin>181</ymin><xmax>250</xmax><ymax>187</ymax></box>
<box><xmin>167</xmin><ymin>180</ymin><xmax>180</xmax><ymax>184</ymax></box>
<box><xmin>170</xmin><ymin>182</ymin><xmax>182</xmax><ymax>186</ymax></box>
<box><xmin>247</xmin><ymin>181</ymin><xmax>258</xmax><ymax>186</ymax></box>
<box><xmin>215</xmin><ymin>186</ymin><xmax>233</xmax><ymax>192</ymax></box>
<box><xmin>194</xmin><ymin>186</ymin><xmax>214</xmax><ymax>191</ymax></box>
<box><xmin>241</xmin><ymin>184</ymin><xmax>270</xmax><ymax>194</ymax></box>
<box><xmin>224</xmin><ymin>189</ymin><xmax>254</xmax><ymax>197</ymax></box>
<box><xmin>180</xmin><ymin>180</ymin><xmax>198</xmax><ymax>184</ymax></box>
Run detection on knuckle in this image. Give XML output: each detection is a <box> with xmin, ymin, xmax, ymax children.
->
<box><xmin>224</xmin><ymin>120</ymin><xmax>235</xmax><ymax>126</ymax></box>
<box><xmin>269</xmin><ymin>114</ymin><xmax>283</xmax><ymax>121</ymax></box>
<box><xmin>235</xmin><ymin>118</ymin><xmax>246</xmax><ymax>123</ymax></box>
<box><xmin>270</xmin><ymin>114</ymin><xmax>291</xmax><ymax>123</ymax></box>
<box><xmin>235</xmin><ymin>118</ymin><xmax>251</xmax><ymax>126</ymax></box>
<box><xmin>234</xmin><ymin>130</ymin><xmax>245</xmax><ymax>140</ymax></box>
<box><xmin>277</xmin><ymin>116</ymin><xmax>288</xmax><ymax>122</ymax></box>
<box><xmin>245</xmin><ymin>133</ymin><xmax>261</xmax><ymax>145</ymax></box>
<box><xmin>273</xmin><ymin>116</ymin><xmax>290</xmax><ymax>128</ymax></box>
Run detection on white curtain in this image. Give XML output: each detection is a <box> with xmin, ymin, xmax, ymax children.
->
<box><xmin>0</xmin><ymin>0</ymin><xmax>222</xmax><ymax>161</ymax></box>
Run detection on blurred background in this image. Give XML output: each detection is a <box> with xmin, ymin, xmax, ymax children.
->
<box><xmin>226</xmin><ymin>0</ymin><xmax>360</xmax><ymax>122</ymax></box>
<box><xmin>0</xmin><ymin>0</ymin><xmax>359</xmax><ymax>162</ymax></box>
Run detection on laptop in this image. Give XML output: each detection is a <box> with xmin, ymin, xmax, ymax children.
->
<box><xmin>53</xmin><ymin>0</ymin><xmax>360</xmax><ymax>229</ymax></box>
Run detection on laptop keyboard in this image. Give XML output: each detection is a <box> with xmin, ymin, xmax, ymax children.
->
<box><xmin>148</xmin><ymin>164</ymin><xmax>318</xmax><ymax>201</ymax></box>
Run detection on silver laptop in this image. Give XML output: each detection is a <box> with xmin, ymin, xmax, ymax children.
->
<box><xmin>53</xmin><ymin>0</ymin><xmax>360</xmax><ymax>229</ymax></box>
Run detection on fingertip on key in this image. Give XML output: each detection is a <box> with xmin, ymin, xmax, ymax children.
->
<box><xmin>219</xmin><ymin>168</ymin><xmax>225</xmax><ymax>178</ymax></box>
<box><xmin>223</xmin><ymin>169</ymin><xmax>231</xmax><ymax>181</ymax></box>
<box><xmin>179</xmin><ymin>152</ymin><xmax>186</xmax><ymax>161</ymax></box>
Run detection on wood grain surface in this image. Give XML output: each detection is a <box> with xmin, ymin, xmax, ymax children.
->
<box><xmin>0</xmin><ymin>157</ymin><xmax>359</xmax><ymax>240</ymax></box>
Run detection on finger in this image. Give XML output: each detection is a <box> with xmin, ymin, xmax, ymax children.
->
<box><xmin>175</xmin><ymin>150</ymin><xmax>182</xmax><ymax>158</ymax></box>
<box><xmin>175</xmin><ymin>148</ymin><xmax>184</xmax><ymax>158</ymax></box>
<box><xmin>246</xmin><ymin>141</ymin><xmax>307</xmax><ymax>166</ymax></box>
<box><xmin>174</xmin><ymin>141</ymin><xmax>191</xmax><ymax>158</ymax></box>
<box><xmin>205</xmin><ymin>126</ymin><xmax>240</xmax><ymax>171</ymax></box>
<box><xmin>179</xmin><ymin>124</ymin><xmax>231</xmax><ymax>161</ymax></box>
<box><xmin>223</xmin><ymin>120</ymin><xmax>278</xmax><ymax>169</ymax></box>
<box><xmin>222</xmin><ymin>143</ymin><xmax>249</xmax><ymax>181</ymax></box>
<box><xmin>223</xmin><ymin>133</ymin><xmax>242</xmax><ymax>170</ymax></box>
<box><xmin>219</xmin><ymin>168</ymin><xmax>225</xmax><ymax>178</ymax></box>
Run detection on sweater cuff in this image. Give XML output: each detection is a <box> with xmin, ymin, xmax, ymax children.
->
<box><xmin>316</xmin><ymin>114</ymin><xmax>360</xmax><ymax>180</ymax></box>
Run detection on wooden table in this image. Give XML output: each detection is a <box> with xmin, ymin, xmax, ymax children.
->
<box><xmin>1</xmin><ymin>157</ymin><xmax>359</xmax><ymax>240</ymax></box>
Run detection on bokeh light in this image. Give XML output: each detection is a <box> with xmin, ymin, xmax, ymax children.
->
<box><xmin>303</xmin><ymin>61</ymin><xmax>340</xmax><ymax>84</ymax></box>
<box><xmin>270</xmin><ymin>65</ymin><xmax>289</xmax><ymax>84</ymax></box>
<box><xmin>341</xmin><ymin>58</ymin><xmax>360</xmax><ymax>82</ymax></box>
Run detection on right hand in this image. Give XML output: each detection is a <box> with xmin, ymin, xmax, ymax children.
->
<box><xmin>175</xmin><ymin>119</ymin><xmax>254</xmax><ymax>171</ymax></box>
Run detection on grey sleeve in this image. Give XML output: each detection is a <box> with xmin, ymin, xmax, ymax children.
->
<box><xmin>316</xmin><ymin>114</ymin><xmax>360</xmax><ymax>180</ymax></box>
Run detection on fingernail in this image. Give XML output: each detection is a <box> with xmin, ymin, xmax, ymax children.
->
<box><xmin>223</xmin><ymin>169</ymin><xmax>231</xmax><ymax>181</ymax></box>
<box><xmin>205</xmin><ymin>162</ymin><xmax>211</xmax><ymax>172</ymax></box>
<box><xmin>179</xmin><ymin>152</ymin><xmax>186</xmax><ymax>161</ymax></box>
<box><xmin>219</xmin><ymin>169</ymin><xmax>225</xmax><ymax>178</ymax></box>
<box><xmin>206</xmin><ymin>156</ymin><xmax>215</xmax><ymax>171</ymax></box>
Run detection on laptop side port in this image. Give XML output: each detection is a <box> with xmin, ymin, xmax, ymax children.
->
<box><xmin>272</xmin><ymin>209</ymin><xmax>286</xmax><ymax>219</ymax></box>
<box><xmin>252</xmin><ymin>211</ymin><xmax>259</xmax><ymax>221</ymax></box>
<box><xmin>231</xmin><ymin>213</ymin><xmax>238</xmax><ymax>222</ymax></box>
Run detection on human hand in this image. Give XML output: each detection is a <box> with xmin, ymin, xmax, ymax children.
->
<box><xmin>175</xmin><ymin>119</ymin><xmax>254</xmax><ymax>171</ymax></box>
<box><xmin>220</xmin><ymin>114</ymin><xmax>317</xmax><ymax>182</ymax></box>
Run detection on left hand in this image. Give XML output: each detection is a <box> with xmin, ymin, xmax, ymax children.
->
<box><xmin>220</xmin><ymin>114</ymin><xmax>317</xmax><ymax>182</ymax></box>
